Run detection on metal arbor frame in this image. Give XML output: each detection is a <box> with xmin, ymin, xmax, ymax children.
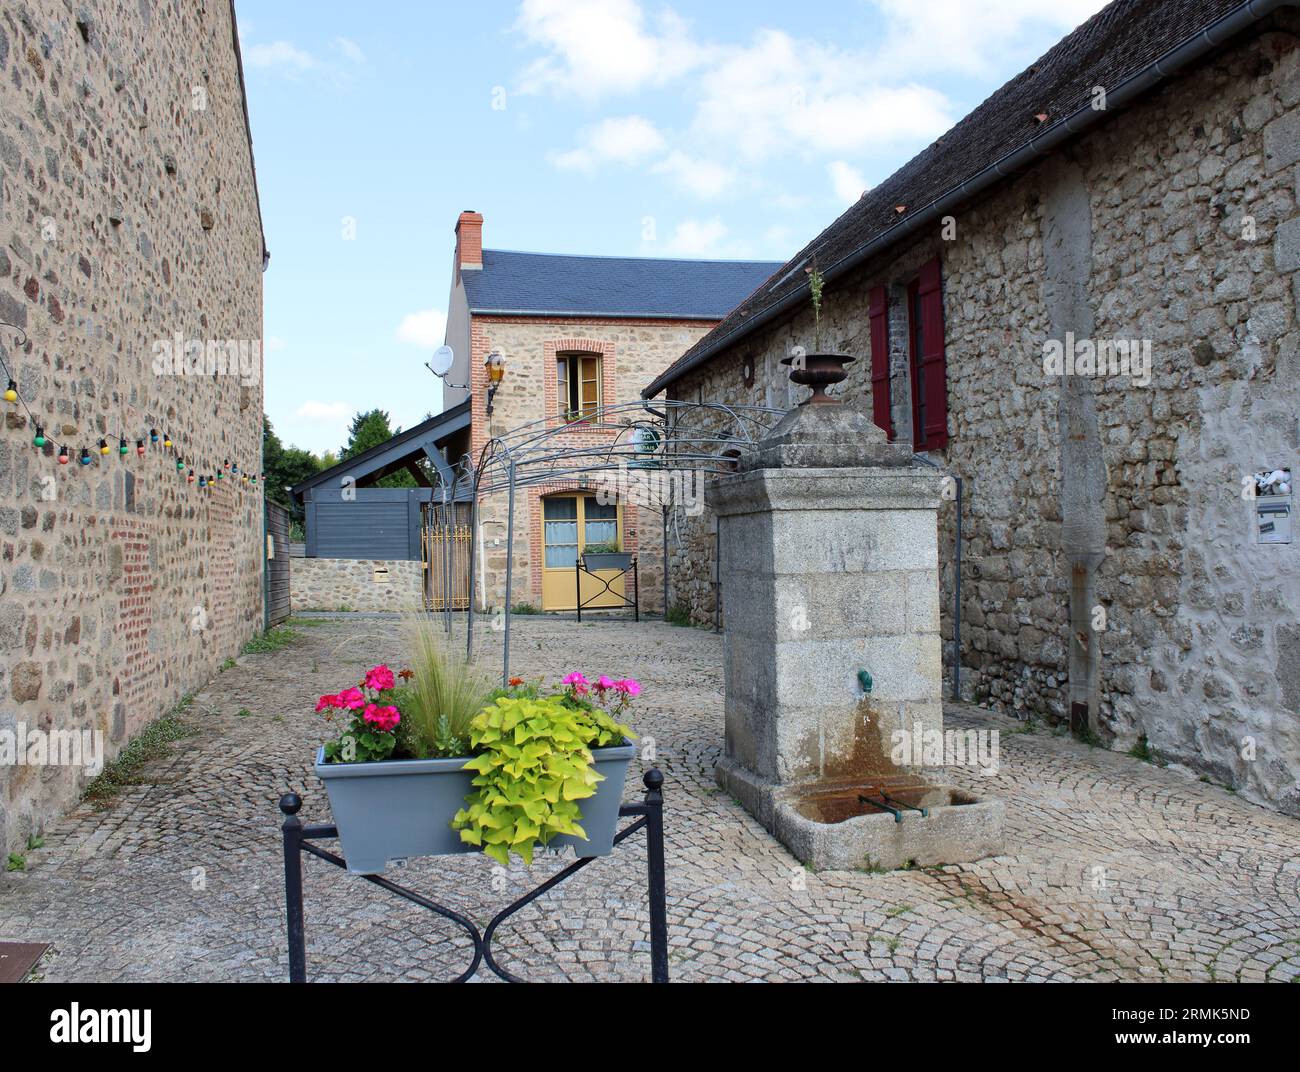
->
<box><xmin>425</xmin><ymin>399</ymin><xmax>787</xmax><ymax>686</ymax></box>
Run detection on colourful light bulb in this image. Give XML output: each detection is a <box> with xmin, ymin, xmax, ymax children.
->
<box><xmin>79</xmin><ymin>448</ymin><xmax>92</xmax><ymax>466</ymax></box>
<box><xmin>58</xmin><ymin>446</ymin><xmax>70</xmax><ymax>465</ymax></box>
<box><xmin>98</xmin><ymin>438</ymin><xmax>110</xmax><ymax>456</ymax></box>
<box><xmin>4</xmin><ymin>379</ymin><xmax>17</xmax><ymax>404</ymax></box>
<box><xmin>33</xmin><ymin>427</ymin><xmax>46</xmax><ymax>448</ymax></box>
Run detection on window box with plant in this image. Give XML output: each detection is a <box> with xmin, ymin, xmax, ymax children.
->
<box><xmin>312</xmin><ymin>618</ymin><xmax>638</xmax><ymax>874</ymax></box>
<box><xmin>581</xmin><ymin>541</ymin><xmax>633</xmax><ymax>572</ymax></box>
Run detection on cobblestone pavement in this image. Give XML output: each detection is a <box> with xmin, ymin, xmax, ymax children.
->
<box><xmin>2</xmin><ymin>614</ymin><xmax>1298</xmax><ymax>982</ymax></box>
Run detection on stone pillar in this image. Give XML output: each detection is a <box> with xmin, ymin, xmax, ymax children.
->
<box><xmin>712</xmin><ymin>402</ymin><xmax>945</xmax><ymax>820</ymax></box>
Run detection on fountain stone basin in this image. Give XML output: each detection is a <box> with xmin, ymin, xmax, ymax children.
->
<box><xmin>771</xmin><ymin>775</ymin><xmax>1005</xmax><ymax>872</ymax></box>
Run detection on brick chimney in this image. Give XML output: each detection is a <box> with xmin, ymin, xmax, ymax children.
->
<box><xmin>454</xmin><ymin>210</ymin><xmax>484</xmax><ymax>281</ymax></box>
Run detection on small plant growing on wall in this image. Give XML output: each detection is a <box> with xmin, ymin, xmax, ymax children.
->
<box><xmin>806</xmin><ymin>260</ymin><xmax>826</xmax><ymax>351</ymax></box>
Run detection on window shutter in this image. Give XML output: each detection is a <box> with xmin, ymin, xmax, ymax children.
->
<box><xmin>868</xmin><ymin>285</ymin><xmax>892</xmax><ymax>440</ymax></box>
<box><xmin>916</xmin><ymin>257</ymin><xmax>949</xmax><ymax>450</ymax></box>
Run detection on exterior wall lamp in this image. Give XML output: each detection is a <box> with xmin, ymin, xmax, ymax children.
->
<box><xmin>485</xmin><ymin>351</ymin><xmax>506</xmax><ymax>415</ymax></box>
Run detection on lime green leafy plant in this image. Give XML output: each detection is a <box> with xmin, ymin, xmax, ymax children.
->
<box><xmin>451</xmin><ymin>696</ymin><xmax>633</xmax><ymax>866</ymax></box>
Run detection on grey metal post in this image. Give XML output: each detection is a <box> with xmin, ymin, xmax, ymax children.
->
<box><xmin>502</xmin><ymin>460</ymin><xmax>516</xmax><ymax>687</ymax></box>
<box><xmin>661</xmin><ymin>502</ymin><xmax>669</xmax><ymax>618</ymax></box>
<box><xmin>466</xmin><ymin>483</ymin><xmax>479</xmax><ymax>661</ymax></box>
<box><xmin>442</xmin><ymin>490</ymin><xmax>452</xmax><ymax>636</ymax></box>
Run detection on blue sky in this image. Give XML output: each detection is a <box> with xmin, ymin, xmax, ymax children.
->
<box><xmin>238</xmin><ymin>0</ymin><xmax>1107</xmax><ymax>455</ymax></box>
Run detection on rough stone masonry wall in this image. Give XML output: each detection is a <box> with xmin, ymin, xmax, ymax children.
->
<box><xmin>290</xmin><ymin>558</ymin><xmax>423</xmax><ymax>614</ymax></box>
<box><xmin>468</xmin><ymin>316</ymin><xmax>716</xmax><ymax>615</ymax></box>
<box><xmin>666</xmin><ymin>19</ymin><xmax>1300</xmax><ymax>814</ymax></box>
<box><xmin>0</xmin><ymin>0</ymin><xmax>265</xmax><ymax>852</ymax></box>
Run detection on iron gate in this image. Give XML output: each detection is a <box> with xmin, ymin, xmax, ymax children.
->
<box><xmin>423</xmin><ymin>506</ymin><xmax>472</xmax><ymax>611</ymax></box>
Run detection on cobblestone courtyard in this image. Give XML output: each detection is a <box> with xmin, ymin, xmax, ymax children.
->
<box><xmin>2</xmin><ymin>614</ymin><xmax>1298</xmax><ymax>982</ymax></box>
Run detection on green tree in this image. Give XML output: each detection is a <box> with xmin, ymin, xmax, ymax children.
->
<box><xmin>262</xmin><ymin>414</ymin><xmax>325</xmax><ymax>515</ymax></box>
<box><xmin>340</xmin><ymin>408</ymin><xmax>423</xmax><ymax>488</ymax></box>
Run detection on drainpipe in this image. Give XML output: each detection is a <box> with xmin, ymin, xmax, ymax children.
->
<box><xmin>642</xmin><ymin>0</ymin><xmax>1295</xmax><ymax>398</ymax></box>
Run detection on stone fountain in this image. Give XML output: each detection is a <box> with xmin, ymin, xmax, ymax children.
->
<box><xmin>711</xmin><ymin>353</ymin><xmax>1004</xmax><ymax>871</ymax></box>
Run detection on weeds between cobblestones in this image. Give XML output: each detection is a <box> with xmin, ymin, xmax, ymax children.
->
<box><xmin>0</xmin><ymin>614</ymin><xmax>1296</xmax><ymax>982</ymax></box>
<box><xmin>81</xmin><ymin>699</ymin><xmax>196</xmax><ymax>807</ymax></box>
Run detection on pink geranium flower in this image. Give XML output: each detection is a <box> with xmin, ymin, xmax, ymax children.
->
<box><xmin>365</xmin><ymin>665</ymin><xmax>396</xmax><ymax>692</ymax></box>
<box><xmin>315</xmin><ymin>693</ymin><xmax>339</xmax><ymax>712</ymax></box>
<box><xmin>562</xmin><ymin>671</ymin><xmax>590</xmax><ymax>696</ymax></box>
<box><xmin>596</xmin><ymin>675</ymin><xmax>616</xmax><ymax>691</ymax></box>
<box><xmin>615</xmin><ymin>679</ymin><xmax>641</xmax><ymax>698</ymax></box>
<box><xmin>363</xmin><ymin>704</ymin><xmax>401</xmax><ymax>733</ymax></box>
<box><xmin>337</xmin><ymin>687</ymin><xmax>366</xmax><ymax>710</ymax></box>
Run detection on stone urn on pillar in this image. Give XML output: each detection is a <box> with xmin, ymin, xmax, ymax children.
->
<box><xmin>710</xmin><ymin>356</ymin><xmax>1003</xmax><ymax>871</ymax></box>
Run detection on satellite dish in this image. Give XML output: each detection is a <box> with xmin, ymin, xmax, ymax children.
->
<box><xmin>428</xmin><ymin>345</ymin><xmax>454</xmax><ymax>377</ymax></box>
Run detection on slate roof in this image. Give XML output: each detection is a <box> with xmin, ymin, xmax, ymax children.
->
<box><xmin>643</xmin><ymin>0</ymin><xmax>1266</xmax><ymax>397</ymax></box>
<box><xmin>462</xmin><ymin>249</ymin><xmax>783</xmax><ymax>320</ymax></box>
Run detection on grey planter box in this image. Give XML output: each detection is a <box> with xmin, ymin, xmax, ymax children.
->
<box><xmin>314</xmin><ymin>748</ymin><xmax>475</xmax><ymax>874</ymax></box>
<box><xmin>314</xmin><ymin>740</ymin><xmax>636</xmax><ymax>874</ymax></box>
<box><xmin>582</xmin><ymin>551</ymin><xmax>633</xmax><ymax>571</ymax></box>
<box><xmin>549</xmin><ymin>739</ymin><xmax>636</xmax><ymax>857</ymax></box>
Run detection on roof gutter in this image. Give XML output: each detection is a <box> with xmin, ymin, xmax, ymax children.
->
<box><xmin>643</xmin><ymin>0</ymin><xmax>1292</xmax><ymax>398</ymax></box>
<box><xmin>471</xmin><ymin>307</ymin><xmax>732</xmax><ymax>321</ymax></box>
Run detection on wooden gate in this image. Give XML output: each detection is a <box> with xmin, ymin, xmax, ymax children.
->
<box><xmin>423</xmin><ymin>511</ymin><xmax>472</xmax><ymax>611</ymax></box>
<box><xmin>265</xmin><ymin>500</ymin><xmax>292</xmax><ymax>628</ymax></box>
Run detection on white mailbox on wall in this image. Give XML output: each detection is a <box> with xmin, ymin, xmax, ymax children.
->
<box><xmin>1254</xmin><ymin>467</ymin><xmax>1292</xmax><ymax>545</ymax></box>
<box><xmin>1258</xmin><ymin>498</ymin><xmax>1292</xmax><ymax>544</ymax></box>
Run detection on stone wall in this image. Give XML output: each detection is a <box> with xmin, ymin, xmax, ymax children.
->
<box><xmin>0</xmin><ymin>0</ymin><xmax>265</xmax><ymax>852</ymax></box>
<box><xmin>466</xmin><ymin>316</ymin><xmax>718</xmax><ymax>615</ymax></box>
<box><xmin>662</xmin><ymin>18</ymin><xmax>1300</xmax><ymax>815</ymax></box>
<box><xmin>290</xmin><ymin>558</ymin><xmax>423</xmax><ymax>613</ymax></box>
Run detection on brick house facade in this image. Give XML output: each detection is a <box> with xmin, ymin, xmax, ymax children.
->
<box><xmin>643</xmin><ymin>0</ymin><xmax>1300</xmax><ymax>815</ymax></box>
<box><xmin>443</xmin><ymin>213</ymin><xmax>778</xmax><ymax>614</ymax></box>
<box><xmin>0</xmin><ymin>1</ymin><xmax>266</xmax><ymax>851</ymax></box>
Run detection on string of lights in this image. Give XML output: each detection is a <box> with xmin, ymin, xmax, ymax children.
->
<box><xmin>0</xmin><ymin>320</ymin><xmax>262</xmax><ymax>493</ymax></box>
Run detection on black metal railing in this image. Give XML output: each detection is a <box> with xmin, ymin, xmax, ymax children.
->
<box><xmin>574</xmin><ymin>556</ymin><xmax>639</xmax><ymax>622</ymax></box>
<box><xmin>280</xmin><ymin>769</ymin><xmax>668</xmax><ymax>983</ymax></box>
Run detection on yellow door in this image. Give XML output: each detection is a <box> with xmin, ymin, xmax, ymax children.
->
<box><xmin>541</xmin><ymin>494</ymin><xmax>626</xmax><ymax>611</ymax></box>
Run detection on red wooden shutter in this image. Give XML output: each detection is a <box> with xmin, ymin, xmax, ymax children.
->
<box><xmin>868</xmin><ymin>286</ymin><xmax>893</xmax><ymax>440</ymax></box>
<box><xmin>916</xmin><ymin>257</ymin><xmax>949</xmax><ymax>450</ymax></box>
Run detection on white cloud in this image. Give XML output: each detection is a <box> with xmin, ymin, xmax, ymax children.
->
<box><xmin>296</xmin><ymin>400</ymin><xmax>352</xmax><ymax>422</ymax></box>
<box><xmin>395</xmin><ymin>309</ymin><xmax>448</xmax><ymax>349</ymax></box>
<box><xmin>552</xmin><ymin>116</ymin><xmax>667</xmax><ymax>172</ymax></box>
<box><xmin>653</xmin><ymin>151</ymin><xmax>734</xmax><ymax>198</ymax></box>
<box><xmin>243</xmin><ymin>40</ymin><xmax>318</xmax><ymax>73</ymax></box>
<box><xmin>691</xmin><ymin>30</ymin><xmax>953</xmax><ymax>163</ymax></box>
<box><xmin>829</xmin><ymin>161</ymin><xmax>868</xmax><ymax>205</ymax></box>
<box><xmin>242</xmin><ymin>36</ymin><xmax>368</xmax><ymax>81</ymax></box>
<box><xmin>663</xmin><ymin>218</ymin><xmax>729</xmax><ymax>257</ymax></box>
<box><xmin>872</xmin><ymin>0</ymin><xmax>1109</xmax><ymax>78</ymax></box>
<box><xmin>514</xmin><ymin>0</ymin><xmax>707</xmax><ymax>97</ymax></box>
<box><xmin>516</xmin><ymin>0</ymin><xmax>1111</xmax><ymax>189</ymax></box>
<box><xmin>334</xmin><ymin>37</ymin><xmax>366</xmax><ymax>64</ymax></box>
